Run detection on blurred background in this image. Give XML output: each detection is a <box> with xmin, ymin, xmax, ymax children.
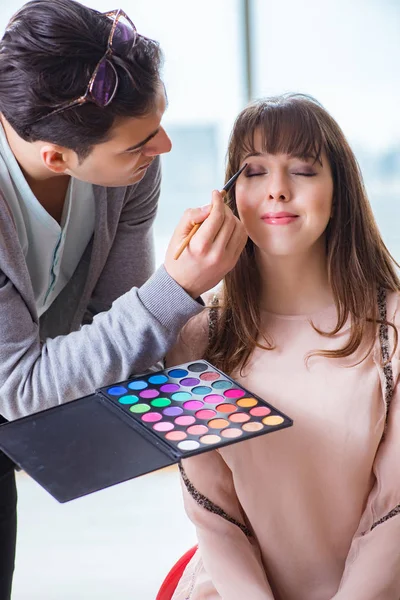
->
<box><xmin>0</xmin><ymin>0</ymin><xmax>399</xmax><ymax>597</ymax></box>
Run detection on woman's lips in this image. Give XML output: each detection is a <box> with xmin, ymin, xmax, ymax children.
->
<box><xmin>261</xmin><ymin>212</ymin><xmax>299</xmax><ymax>225</ymax></box>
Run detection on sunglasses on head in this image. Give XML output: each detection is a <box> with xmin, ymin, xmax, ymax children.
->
<box><xmin>31</xmin><ymin>8</ymin><xmax>137</xmax><ymax>124</ymax></box>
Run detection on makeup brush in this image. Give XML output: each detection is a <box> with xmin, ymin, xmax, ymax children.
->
<box><xmin>173</xmin><ymin>163</ymin><xmax>248</xmax><ymax>260</ymax></box>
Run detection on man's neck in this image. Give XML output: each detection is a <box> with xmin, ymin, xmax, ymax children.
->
<box><xmin>0</xmin><ymin>114</ymin><xmax>70</xmax><ymax>223</ymax></box>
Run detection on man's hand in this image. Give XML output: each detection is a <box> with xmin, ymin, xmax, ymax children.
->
<box><xmin>164</xmin><ymin>191</ymin><xmax>247</xmax><ymax>298</ymax></box>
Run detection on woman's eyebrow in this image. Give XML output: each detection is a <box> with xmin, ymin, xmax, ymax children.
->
<box><xmin>242</xmin><ymin>151</ymin><xmax>263</xmax><ymax>160</ymax></box>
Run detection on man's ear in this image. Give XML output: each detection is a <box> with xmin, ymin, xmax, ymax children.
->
<box><xmin>40</xmin><ymin>144</ymin><xmax>76</xmax><ymax>174</ymax></box>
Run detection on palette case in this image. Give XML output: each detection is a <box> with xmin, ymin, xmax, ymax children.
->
<box><xmin>0</xmin><ymin>360</ymin><xmax>293</xmax><ymax>503</ymax></box>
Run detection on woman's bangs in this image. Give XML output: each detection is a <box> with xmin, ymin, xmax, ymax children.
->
<box><xmin>236</xmin><ymin>102</ymin><xmax>325</xmax><ymax>164</ymax></box>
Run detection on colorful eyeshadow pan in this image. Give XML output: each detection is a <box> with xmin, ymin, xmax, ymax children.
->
<box><xmin>129</xmin><ymin>404</ymin><xmax>150</xmax><ymax>414</ymax></box>
<box><xmin>200</xmin><ymin>372</ymin><xmax>220</xmax><ymax>382</ymax></box>
<box><xmin>175</xmin><ymin>415</ymin><xmax>196</xmax><ymax>426</ymax></box>
<box><xmin>187</xmin><ymin>425</ymin><xmax>208</xmax><ymax>435</ymax></box>
<box><xmin>212</xmin><ymin>380</ymin><xmax>232</xmax><ymax>390</ymax></box>
<box><xmin>250</xmin><ymin>406</ymin><xmax>271</xmax><ymax>417</ymax></box>
<box><xmin>195</xmin><ymin>409</ymin><xmax>216</xmax><ymax>420</ymax></box>
<box><xmin>180</xmin><ymin>378</ymin><xmax>200</xmax><ymax>387</ymax></box>
<box><xmin>141</xmin><ymin>412</ymin><xmax>162</xmax><ymax>423</ymax></box>
<box><xmin>237</xmin><ymin>397</ymin><xmax>258</xmax><ymax>408</ymax></box>
<box><xmin>151</xmin><ymin>398</ymin><xmax>171</xmax><ymax>408</ymax></box>
<box><xmin>166</xmin><ymin>431</ymin><xmax>187</xmax><ymax>441</ymax></box>
<box><xmin>208</xmin><ymin>418</ymin><xmax>229</xmax><ymax>429</ymax></box>
<box><xmin>163</xmin><ymin>407</ymin><xmax>183</xmax><ymax>417</ymax></box>
<box><xmin>178</xmin><ymin>440</ymin><xmax>200</xmax><ymax>451</ymax></box>
<box><xmin>102</xmin><ymin>360</ymin><xmax>292</xmax><ymax>459</ymax></box>
<box><xmin>221</xmin><ymin>428</ymin><xmax>243</xmax><ymax>439</ymax></box>
<box><xmin>191</xmin><ymin>386</ymin><xmax>212</xmax><ymax>395</ymax></box>
<box><xmin>200</xmin><ymin>434</ymin><xmax>221</xmax><ymax>445</ymax></box>
<box><xmin>188</xmin><ymin>362</ymin><xmax>208</xmax><ymax>372</ymax></box>
<box><xmin>118</xmin><ymin>395</ymin><xmax>139</xmax><ymax>405</ymax></box>
<box><xmin>243</xmin><ymin>422</ymin><xmax>264</xmax><ymax>432</ymax></box>
<box><xmin>168</xmin><ymin>369</ymin><xmax>188</xmax><ymax>378</ymax></box>
<box><xmin>224</xmin><ymin>389</ymin><xmax>246</xmax><ymax>399</ymax></box>
<box><xmin>153</xmin><ymin>422</ymin><xmax>174</xmax><ymax>432</ymax></box>
<box><xmin>139</xmin><ymin>389</ymin><xmax>159</xmax><ymax>399</ymax></box>
<box><xmin>183</xmin><ymin>400</ymin><xmax>204</xmax><ymax>411</ymax></box>
<box><xmin>171</xmin><ymin>392</ymin><xmax>192</xmax><ymax>402</ymax></box>
<box><xmin>108</xmin><ymin>386</ymin><xmax>127</xmax><ymax>396</ymax></box>
<box><xmin>160</xmin><ymin>384</ymin><xmax>180</xmax><ymax>393</ymax></box>
<box><xmin>128</xmin><ymin>381</ymin><xmax>147</xmax><ymax>391</ymax></box>
<box><xmin>148</xmin><ymin>375</ymin><xmax>168</xmax><ymax>385</ymax></box>
<box><xmin>263</xmin><ymin>415</ymin><xmax>285</xmax><ymax>426</ymax></box>
<box><xmin>229</xmin><ymin>412</ymin><xmax>250</xmax><ymax>423</ymax></box>
<box><xmin>204</xmin><ymin>394</ymin><xmax>224</xmax><ymax>404</ymax></box>
<box><xmin>216</xmin><ymin>403</ymin><xmax>237</xmax><ymax>414</ymax></box>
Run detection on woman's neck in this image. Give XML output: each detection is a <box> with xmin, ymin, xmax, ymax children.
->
<box><xmin>257</xmin><ymin>241</ymin><xmax>334</xmax><ymax>316</ymax></box>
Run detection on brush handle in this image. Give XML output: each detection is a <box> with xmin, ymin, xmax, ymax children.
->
<box><xmin>173</xmin><ymin>190</ymin><xmax>227</xmax><ymax>261</ymax></box>
<box><xmin>173</xmin><ymin>223</ymin><xmax>201</xmax><ymax>260</ymax></box>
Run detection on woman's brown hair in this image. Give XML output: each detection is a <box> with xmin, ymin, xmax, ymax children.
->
<box><xmin>205</xmin><ymin>93</ymin><xmax>400</xmax><ymax>374</ymax></box>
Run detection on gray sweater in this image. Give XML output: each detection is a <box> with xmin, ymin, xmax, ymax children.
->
<box><xmin>0</xmin><ymin>157</ymin><xmax>203</xmax><ymax>420</ymax></box>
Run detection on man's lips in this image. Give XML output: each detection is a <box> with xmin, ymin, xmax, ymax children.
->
<box><xmin>261</xmin><ymin>211</ymin><xmax>299</xmax><ymax>225</ymax></box>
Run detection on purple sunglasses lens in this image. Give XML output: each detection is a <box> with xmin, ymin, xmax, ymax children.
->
<box><xmin>112</xmin><ymin>21</ymin><xmax>136</xmax><ymax>52</ymax></box>
<box><xmin>91</xmin><ymin>59</ymin><xmax>117</xmax><ymax>106</ymax></box>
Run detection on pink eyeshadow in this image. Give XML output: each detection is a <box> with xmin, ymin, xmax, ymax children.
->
<box><xmin>229</xmin><ymin>412</ymin><xmax>250</xmax><ymax>423</ymax></box>
<box><xmin>175</xmin><ymin>415</ymin><xmax>196</xmax><ymax>426</ymax></box>
<box><xmin>224</xmin><ymin>388</ymin><xmax>246</xmax><ymax>399</ymax></box>
<box><xmin>221</xmin><ymin>428</ymin><xmax>243</xmax><ymax>439</ymax></box>
<box><xmin>204</xmin><ymin>394</ymin><xmax>224</xmax><ymax>404</ymax></box>
<box><xmin>187</xmin><ymin>425</ymin><xmax>208</xmax><ymax>436</ymax></box>
<box><xmin>165</xmin><ymin>431</ymin><xmax>187</xmax><ymax>441</ymax></box>
<box><xmin>183</xmin><ymin>400</ymin><xmax>204</xmax><ymax>411</ymax></box>
<box><xmin>200</xmin><ymin>372</ymin><xmax>220</xmax><ymax>382</ymax></box>
<box><xmin>250</xmin><ymin>406</ymin><xmax>271</xmax><ymax>417</ymax></box>
<box><xmin>153</xmin><ymin>421</ymin><xmax>174</xmax><ymax>432</ymax></box>
<box><xmin>141</xmin><ymin>412</ymin><xmax>162</xmax><ymax>423</ymax></box>
<box><xmin>139</xmin><ymin>389</ymin><xmax>159</xmax><ymax>399</ymax></box>
<box><xmin>195</xmin><ymin>409</ymin><xmax>216</xmax><ymax>420</ymax></box>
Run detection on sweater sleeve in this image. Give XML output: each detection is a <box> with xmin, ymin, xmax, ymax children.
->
<box><xmin>0</xmin><ymin>158</ymin><xmax>203</xmax><ymax>420</ymax></box>
<box><xmin>177</xmin><ymin>452</ymin><xmax>275</xmax><ymax>600</ymax></box>
<box><xmin>333</xmin><ymin>298</ymin><xmax>400</xmax><ymax>600</ymax></box>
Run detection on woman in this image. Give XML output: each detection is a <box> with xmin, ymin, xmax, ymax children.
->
<box><xmin>167</xmin><ymin>93</ymin><xmax>400</xmax><ymax>599</ymax></box>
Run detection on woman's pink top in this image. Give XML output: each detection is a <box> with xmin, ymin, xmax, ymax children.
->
<box><xmin>167</xmin><ymin>292</ymin><xmax>400</xmax><ymax>600</ymax></box>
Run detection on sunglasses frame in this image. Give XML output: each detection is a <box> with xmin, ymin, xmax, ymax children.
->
<box><xmin>31</xmin><ymin>9</ymin><xmax>137</xmax><ymax>124</ymax></box>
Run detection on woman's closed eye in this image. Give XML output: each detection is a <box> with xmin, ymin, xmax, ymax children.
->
<box><xmin>291</xmin><ymin>171</ymin><xmax>317</xmax><ymax>177</ymax></box>
<box><xmin>245</xmin><ymin>169</ymin><xmax>267</xmax><ymax>177</ymax></box>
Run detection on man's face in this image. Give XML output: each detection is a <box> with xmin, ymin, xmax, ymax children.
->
<box><xmin>65</xmin><ymin>85</ymin><xmax>171</xmax><ymax>187</ymax></box>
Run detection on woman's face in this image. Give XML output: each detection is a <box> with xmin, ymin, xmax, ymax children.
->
<box><xmin>234</xmin><ymin>129</ymin><xmax>334</xmax><ymax>259</ymax></box>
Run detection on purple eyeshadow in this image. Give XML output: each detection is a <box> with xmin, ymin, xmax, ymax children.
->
<box><xmin>163</xmin><ymin>406</ymin><xmax>184</xmax><ymax>417</ymax></box>
<box><xmin>160</xmin><ymin>384</ymin><xmax>180</xmax><ymax>393</ymax></box>
<box><xmin>179</xmin><ymin>378</ymin><xmax>200</xmax><ymax>387</ymax></box>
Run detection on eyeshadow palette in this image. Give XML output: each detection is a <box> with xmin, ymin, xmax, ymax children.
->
<box><xmin>0</xmin><ymin>360</ymin><xmax>292</xmax><ymax>502</ymax></box>
<box><xmin>101</xmin><ymin>361</ymin><xmax>291</xmax><ymax>455</ymax></box>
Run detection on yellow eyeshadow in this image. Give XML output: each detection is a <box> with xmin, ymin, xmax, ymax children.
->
<box><xmin>236</xmin><ymin>397</ymin><xmax>257</xmax><ymax>408</ymax></box>
<box><xmin>262</xmin><ymin>415</ymin><xmax>284</xmax><ymax>426</ymax></box>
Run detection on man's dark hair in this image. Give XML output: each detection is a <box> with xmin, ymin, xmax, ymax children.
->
<box><xmin>0</xmin><ymin>0</ymin><xmax>163</xmax><ymax>159</ymax></box>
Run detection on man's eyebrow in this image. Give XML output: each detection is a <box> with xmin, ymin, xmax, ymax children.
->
<box><xmin>123</xmin><ymin>128</ymin><xmax>160</xmax><ymax>152</ymax></box>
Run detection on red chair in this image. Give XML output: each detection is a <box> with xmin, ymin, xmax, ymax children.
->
<box><xmin>157</xmin><ymin>545</ymin><xmax>198</xmax><ymax>600</ymax></box>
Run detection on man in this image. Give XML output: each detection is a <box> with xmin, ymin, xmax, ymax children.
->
<box><xmin>0</xmin><ymin>0</ymin><xmax>247</xmax><ymax>596</ymax></box>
